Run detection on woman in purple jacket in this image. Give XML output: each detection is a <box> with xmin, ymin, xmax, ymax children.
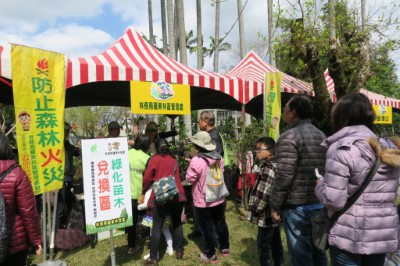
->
<box><xmin>315</xmin><ymin>93</ymin><xmax>400</xmax><ymax>266</ymax></box>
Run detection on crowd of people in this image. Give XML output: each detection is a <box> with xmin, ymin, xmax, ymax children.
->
<box><xmin>0</xmin><ymin>93</ymin><xmax>399</xmax><ymax>266</ymax></box>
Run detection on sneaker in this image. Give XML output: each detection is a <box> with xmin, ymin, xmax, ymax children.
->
<box><xmin>220</xmin><ymin>249</ymin><xmax>230</xmax><ymax>257</ymax></box>
<box><xmin>199</xmin><ymin>253</ymin><xmax>219</xmax><ymax>264</ymax></box>
<box><xmin>143</xmin><ymin>257</ymin><xmax>158</xmax><ymax>265</ymax></box>
<box><xmin>127</xmin><ymin>246</ymin><xmax>140</xmax><ymax>254</ymax></box>
<box><xmin>144</xmin><ymin>253</ymin><xmax>159</xmax><ymax>260</ymax></box>
<box><xmin>166</xmin><ymin>247</ymin><xmax>174</xmax><ymax>256</ymax></box>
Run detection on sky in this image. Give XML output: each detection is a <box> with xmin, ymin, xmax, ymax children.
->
<box><xmin>0</xmin><ymin>0</ymin><xmax>399</xmax><ymax>79</ymax></box>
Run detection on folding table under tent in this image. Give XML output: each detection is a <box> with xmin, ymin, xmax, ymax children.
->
<box><xmin>226</xmin><ymin>51</ymin><xmax>314</xmax><ymax>118</ymax></box>
<box><xmin>0</xmin><ymin>28</ymin><xmax>246</xmax><ymax>113</ymax></box>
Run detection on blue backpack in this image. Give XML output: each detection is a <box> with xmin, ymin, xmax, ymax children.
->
<box><xmin>0</xmin><ymin>163</ymin><xmax>19</xmax><ymax>263</ymax></box>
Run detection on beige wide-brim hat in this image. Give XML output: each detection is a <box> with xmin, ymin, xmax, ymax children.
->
<box><xmin>189</xmin><ymin>131</ymin><xmax>216</xmax><ymax>151</ymax></box>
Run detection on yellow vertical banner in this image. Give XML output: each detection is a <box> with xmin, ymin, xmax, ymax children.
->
<box><xmin>12</xmin><ymin>45</ymin><xmax>66</xmax><ymax>195</ymax></box>
<box><xmin>265</xmin><ymin>72</ymin><xmax>282</xmax><ymax>141</ymax></box>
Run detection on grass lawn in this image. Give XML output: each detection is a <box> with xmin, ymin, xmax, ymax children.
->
<box><xmin>28</xmin><ymin>198</ymin><xmax>291</xmax><ymax>266</ymax></box>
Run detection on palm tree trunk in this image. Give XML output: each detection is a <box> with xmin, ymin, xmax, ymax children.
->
<box><xmin>176</xmin><ymin>0</ymin><xmax>187</xmax><ymax>65</ymax></box>
<box><xmin>176</xmin><ymin>0</ymin><xmax>191</xmax><ymax>136</ymax></box>
<box><xmin>237</xmin><ymin>0</ymin><xmax>245</xmax><ymax>59</ymax></box>
<box><xmin>161</xmin><ymin>0</ymin><xmax>168</xmax><ymax>55</ymax></box>
<box><xmin>167</xmin><ymin>0</ymin><xmax>176</xmax><ymax>60</ymax></box>
<box><xmin>267</xmin><ymin>0</ymin><xmax>274</xmax><ymax>65</ymax></box>
<box><xmin>148</xmin><ymin>0</ymin><xmax>155</xmax><ymax>45</ymax></box>
<box><xmin>213</xmin><ymin>0</ymin><xmax>220</xmax><ymax>73</ymax></box>
<box><xmin>196</xmin><ymin>0</ymin><xmax>203</xmax><ymax>69</ymax></box>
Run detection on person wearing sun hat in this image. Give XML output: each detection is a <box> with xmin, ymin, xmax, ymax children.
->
<box><xmin>186</xmin><ymin>131</ymin><xmax>230</xmax><ymax>263</ymax></box>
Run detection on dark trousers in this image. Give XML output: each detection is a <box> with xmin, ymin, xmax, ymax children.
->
<box><xmin>57</xmin><ymin>181</ymin><xmax>75</xmax><ymax>229</ymax></box>
<box><xmin>192</xmin><ymin>205</ymin><xmax>203</xmax><ymax>234</ymax></box>
<box><xmin>126</xmin><ymin>199</ymin><xmax>138</xmax><ymax>248</ymax></box>
<box><xmin>257</xmin><ymin>226</ymin><xmax>284</xmax><ymax>266</ymax></box>
<box><xmin>150</xmin><ymin>201</ymin><xmax>184</xmax><ymax>260</ymax></box>
<box><xmin>196</xmin><ymin>202</ymin><xmax>230</xmax><ymax>257</ymax></box>
<box><xmin>0</xmin><ymin>250</ymin><xmax>28</xmax><ymax>266</ymax></box>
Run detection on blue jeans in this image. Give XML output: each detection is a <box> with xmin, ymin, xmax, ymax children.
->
<box><xmin>257</xmin><ymin>226</ymin><xmax>284</xmax><ymax>266</ymax></box>
<box><xmin>330</xmin><ymin>246</ymin><xmax>386</xmax><ymax>266</ymax></box>
<box><xmin>282</xmin><ymin>207</ymin><xmax>328</xmax><ymax>266</ymax></box>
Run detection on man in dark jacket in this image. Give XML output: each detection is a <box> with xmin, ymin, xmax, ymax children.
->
<box><xmin>269</xmin><ymin>95</ymin><xmax>328</xmax><ymax>266</ymax></box>
<box><xmin>198</xmin><ymin>111</ymin><xmax>224</xmax><ymax>156</ymax></box>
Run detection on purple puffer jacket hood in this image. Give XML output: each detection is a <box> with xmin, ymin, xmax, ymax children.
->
<box><xmin>316</xmin><ymin>125</ymin><xmax>400</xmax><ymax>255</ymax></box>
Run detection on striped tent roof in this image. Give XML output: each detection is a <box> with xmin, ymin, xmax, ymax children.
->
<box><xmin>226</xmin><ymin>51</ymin><xmax>314</xmax><ymax>104</ymax></box>
<box><xmin>66</xmin><ymin>27</ymin><xmax>244</xmax><ymax>104</ymax></box>
<box><xmin>324</xmin><ymin>69</ymin><xmax>400</xmax><ymax>109</ymax></box>
<box><xmin>0</xmin><ymin>43</ymin><xmax>11</xmax><ymax>80</ymax></box>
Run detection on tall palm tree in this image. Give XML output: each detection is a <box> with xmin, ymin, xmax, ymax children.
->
<box><xmin>237</xmin><ymin>0</ymin><xmax>245</xmax><ymax>59</ymax></box>
<box><xmin>176</xmin><ymin>0</ymin><xmax>187</xmax><ymax>65</ymax></box>
<box><xmin>196</xmin><ymin>0</ymin><xmax>203</xmax><ymax>69</ymax></box>
<box><xmin>176</xmin><ymin>0</ymin><xmax>191</xmax><ymax>136</ymax></box>
<box><xmin>208</xmin><ymin>36</ymin><xmax>232</xmax><ymax>58</ymax></box>
<box><xmin>213</xmin><ymin>0</ymin><xmax>221</xmax><ymax>72</ymax></box>
<box><xmin>167</xmin><ymin>0</ymin><xmax>176</xmax><ymax>60</ymax></box>
<box><xmin>187</xmin><ymin>31</ymin><xmax>209</xmax><ymax>68</ymax></box>
<box><xmin>148</xmin><ymin>0</ymin><xmax>155</xmax><ymax>45</ymax></box>
<box><xmin>160</xmin><ymin>0</ymin><xmax>168</xmax><ymax>55</ymax></box>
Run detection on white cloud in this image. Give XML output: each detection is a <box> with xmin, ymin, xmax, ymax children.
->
<box><xmin>0</xmin><ymin>0</ymin><xmax>109</xmax><ymax>32</ymax></box>
<box><xmin>29</xmin><ymin>25</ymin><xmax>114</xmax><ymax>57</ymax></box>
<box><xmin>0</xmin><ymin>0</ymin><xmax>398</xmax><ymax>78</ymax></box>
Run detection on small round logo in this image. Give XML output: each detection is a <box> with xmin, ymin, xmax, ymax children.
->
<box><xmin>151</xmin><ymin>81</ymin><xmax>174</xmax><ymax>100</ymax></box>
<box><xmin>378</xmin><ymin>104</ymin><xmax>387</xmax><ymax>115</ymax></box>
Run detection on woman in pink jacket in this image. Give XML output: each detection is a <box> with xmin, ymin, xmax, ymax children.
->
<box><xmin>186</xmin><ymin>131</ymin><xmax>230</xmax><ymax>263</ymax></box>
<box><xmin>0</xmin><ymin>133</ymin><xmax>42</xmax><ymax>266</ymax></box>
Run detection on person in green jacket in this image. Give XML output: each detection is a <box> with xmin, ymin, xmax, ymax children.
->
<box><xmin>126</xmin><ymin>134</ymin><xmax>150</xmax><ymax>254</ymax></box>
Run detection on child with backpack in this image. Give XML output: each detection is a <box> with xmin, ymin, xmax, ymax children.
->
<box><xmin>248</xmin><ymin>137</ymin><xmax>284</xmax><ymax>266</ymax></box>
<box><xmin>186</xmin><ymin>131</ymin><xmax>230</xmax><ymax>263</ymax></box>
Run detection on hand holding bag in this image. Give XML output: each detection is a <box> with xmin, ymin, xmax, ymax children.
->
<box><xmin>312</xmin><ymin>157</ymin><xmax>381</xmax><ymax>251</ymax></box>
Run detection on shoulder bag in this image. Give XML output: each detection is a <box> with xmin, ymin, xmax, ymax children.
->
<box><xmin>312</xmin><ymin>157</ymin><xmax>381</xmax><ymax>251</ymax></box>
<box><xmin>153</xmin><ymin>163</ymin><xmax>179</xmax><ymax>205</ymax></box>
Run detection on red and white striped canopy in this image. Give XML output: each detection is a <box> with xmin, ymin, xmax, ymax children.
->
<box><xmin>324</xmin><ymin>69</ymin><xmax>400</xmax><ymax>109</ymax></box>
<box><xmin>0</xmin><ymin>43</ymin><xmax>11</xmax><ymax>80</ymax></box>
<box><xmin>67</xmin><ymin>27</ymin><xmax>245</xmax><ymax>103</ymax></box>
<box><xmin>226</xmin><ymin>51</ymin><xmax>314</xmax><ymax>104</ymax></box>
